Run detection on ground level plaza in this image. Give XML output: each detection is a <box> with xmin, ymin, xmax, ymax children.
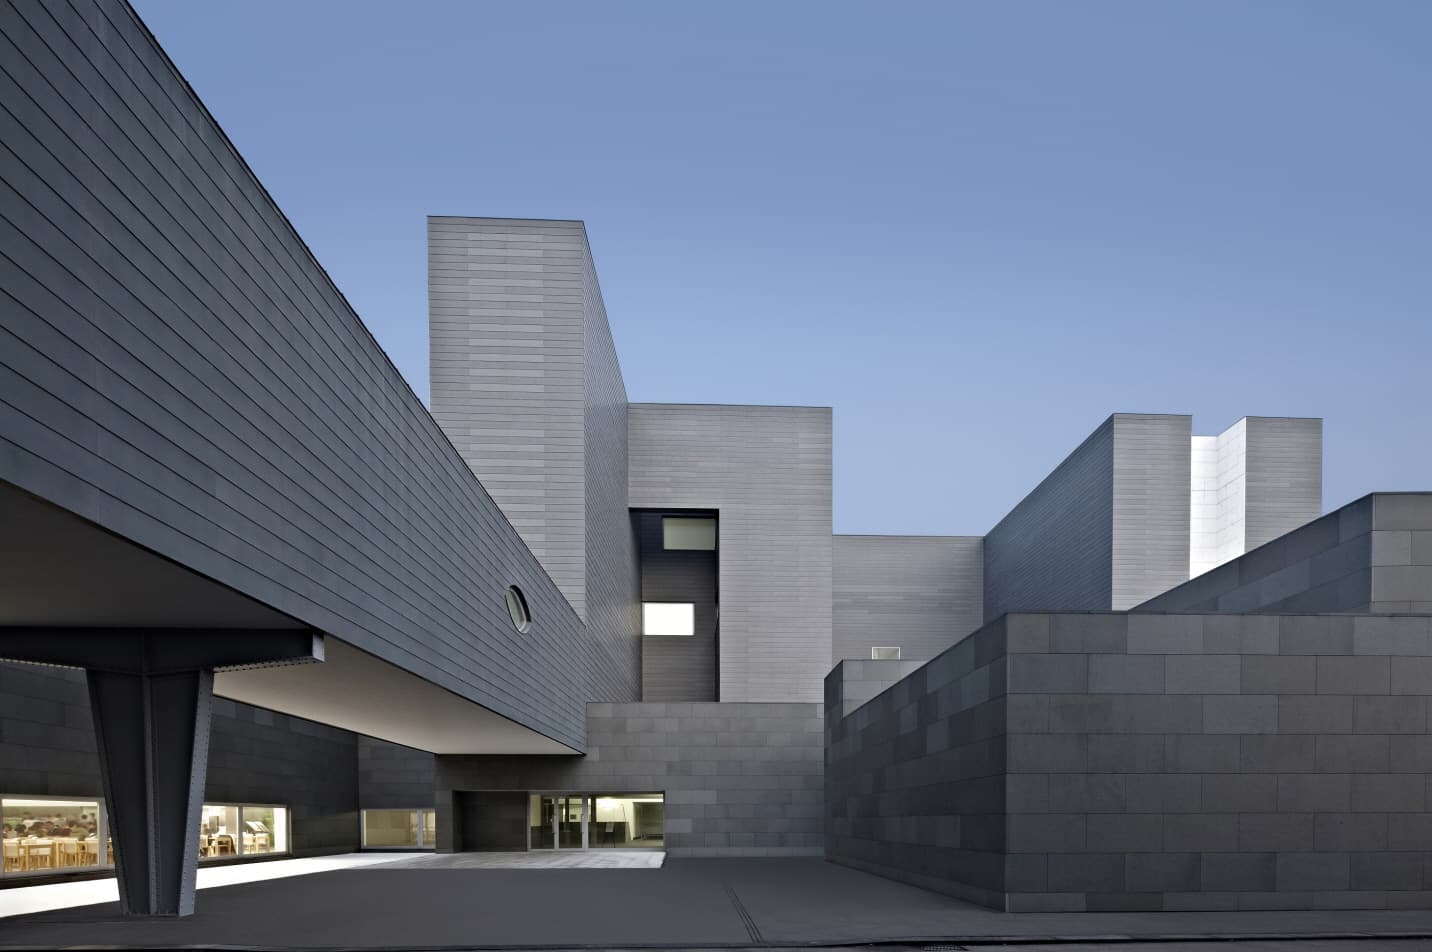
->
<box><xmin>6</xmin><ymin>856</ymin><xmax>1432</xmax><ymax>948</ymax></box>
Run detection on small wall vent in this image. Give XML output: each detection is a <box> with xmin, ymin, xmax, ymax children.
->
<box><xmin>871</xmin><ymin>646</ymin><xmax>901</xmax><ymax>660</ymax></box>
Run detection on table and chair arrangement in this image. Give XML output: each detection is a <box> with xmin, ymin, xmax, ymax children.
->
<box><xmin>200</xmin><ymin>831</ymin><xmax>272</xmax><ymax>858</ymax></box>
<box><xmin>2</xmin><ymin>833</ymin><xmax>274</xmax><ymax>874</ymax></box>
<box><xmin>1</xmin><ymin>835</ymin><xmax>107</xmax><ymax>873</ymax></box>
<box><xmin>3</xmin><ymin>830</ymin><xmax>274</xmax><ymax>873</ymax></box>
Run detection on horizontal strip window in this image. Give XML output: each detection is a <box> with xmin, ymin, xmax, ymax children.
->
<box><xmin>2</xmin><ymin>795</ymin><xmax>108</xmax><ymax>876</ymax></box>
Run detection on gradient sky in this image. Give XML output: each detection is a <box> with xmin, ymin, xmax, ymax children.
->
<box><xmin>133</xmin><ymin>0</ymin><xmax>1430</xmax><ymax>535</ymax></box>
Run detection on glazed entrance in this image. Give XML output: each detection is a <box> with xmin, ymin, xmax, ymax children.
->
<box><xmin>529</xmin><ymin>793</ymin><xmax>664</xmax><ymax>850</ymax></box>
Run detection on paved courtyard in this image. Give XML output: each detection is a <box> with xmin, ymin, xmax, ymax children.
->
<box><xmin>379</xmin><ymin>850</ymin><xmax>666</xmax><ymax>868</ymax></box>
<box><xmin>5</xmin><ymin>858</ymin><xmax>1432</xmax><ymax>949</ymax></box>
<box><xmin>0</xmin><ymin>852</ymin><xmax>409</xmax><ymax>919</ymax></box>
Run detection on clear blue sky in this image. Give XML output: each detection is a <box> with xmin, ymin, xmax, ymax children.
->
<box><xmin>135</xmin><ymin>0</ymin><xmax>1430</xmax><ymax>535</ymax></box>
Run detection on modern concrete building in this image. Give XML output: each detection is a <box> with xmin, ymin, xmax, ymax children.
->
<box><xmin>0</xmin><ymin>0</ymin><xmax>1427</xmax><ymax>921</ymax></box>
<box><xmin>983</xmin><ymin>414</ymin><xmax>1322</xmax><ymax>622</ymax></box>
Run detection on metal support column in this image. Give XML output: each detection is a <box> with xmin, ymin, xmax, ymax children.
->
<box><xmin>87</xmin><ymin>667</ymin><xmax>212</xmax><ymax>916</ymax></box>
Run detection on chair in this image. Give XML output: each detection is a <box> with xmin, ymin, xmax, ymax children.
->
<box><xmin>80</xmin><ymin>839</ymin><xmax>99</xmax><ymax>867</ymax></box>
<box><xmin>2</xmin><ymin>840</ymin><xmax>18</xmax><ymax>873</ymax></box>
<box><xmin>24</xmin><ymin>839</ymin><xmax>53</xmax><ymax>871</ymax></box>
<box><xmin>57</xmin><ymin>838</ymin><xmax>80</xmax><ymax>868</ymax></box>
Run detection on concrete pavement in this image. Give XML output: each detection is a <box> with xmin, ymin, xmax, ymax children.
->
<box><xmin>3</xmin><ymin>858</ymin><xmax>1432</xmax><ymax>949</ymax></box>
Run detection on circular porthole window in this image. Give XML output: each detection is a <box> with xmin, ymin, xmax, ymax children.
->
<box><xmin>505</xmin><ymin>585</ymin><xmax>531</xmax><ymax>633</ymax></box>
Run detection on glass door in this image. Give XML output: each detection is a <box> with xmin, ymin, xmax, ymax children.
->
<box><xmin>557</xmin><ymin>795</ymin><xmax>585</xmax><ymax>849</ymax></box>
<box><xmin>530</xmin><ymin>795</ymin><xmax>555</xmax><ymax>849</ymax></box>
<box><xmin>530</xmin><ymin>794</ymin><xmax>587</xmax><ymax>849</ymax></box>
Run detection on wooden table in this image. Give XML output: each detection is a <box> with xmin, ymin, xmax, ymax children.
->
<box><xmin>200</xmin><ymin>834</ymin><xmax>236</xmax><ymax>857</ymax></box>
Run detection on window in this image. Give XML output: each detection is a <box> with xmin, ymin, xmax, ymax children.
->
<box><xmin>199</xmin><ymin>803</ymin><xmax>288</xmax><ymax>860</ymax></box>
<box><xmin>505</xmin><ymin>585</ymin><xmax>531</xmax><ymax>633</ymax></box>
<box><xmin>241</xmin><ymin>805</ymin><xmax>288</xmax><ymax>856</ymax></box>
<box><xmin>361</xmin><ymin>809</ymin><xmax>436</xmax><ymax>849</ymax></box>
<box><xmin>642</xmin><ymin>602</ymin><xmax>694</xmax><ymax>636</ymax></box>
<box><xmin>662</xmin><ymin>517</ymin><xmax>715</xmax><ymax>550</ymax></box>
<box><xmin>2</xmin><ymin>796</ymin><xmax>106</xmax><ymax>877</ymax></box>
<box><xmin>529</xmin><ymin>793</ymin><xmax>664</xmax><ymax>850</ymax></box>
<box><xmin>589</xmin><ymin>794</ymin><xmax>664</xmax><ymax>849</ymax></box>
<box><xmin>871</xmin><ymin>646</ymin><xmax>901</xmax><ymax>660</ymax></box>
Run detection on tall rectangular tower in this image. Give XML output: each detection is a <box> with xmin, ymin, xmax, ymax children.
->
<box><xmin>428</xmin><ymin>217</ymin><xmax>639</xmax><ymax>701</ymax></box>
<box><xmin>628</xmin><ymin>404</ymin><xmax>833</xmax><ymax>703</ymax></box>
<box><xmin>985</xmin><ymin>413</ymin><xmax>1323</xmax><ymax>620</ymax></box>
<box><xmin>984</xmin><ymin>414</ymin><xmax>1193</xmax><ymax>619</ymax></box>
<box><xmin>1189</xmin><ymin>417</ymin><xmax>1323</xmax><ymax>577</ymax></box>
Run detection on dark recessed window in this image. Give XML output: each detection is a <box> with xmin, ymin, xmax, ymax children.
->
<box><xmin>505</xmin><ymin>586</ymin><xmax>531</xmax><ymax>633</ymax></box>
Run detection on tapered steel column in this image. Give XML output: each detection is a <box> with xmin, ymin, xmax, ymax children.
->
<box><xmin>0</xmin><ymin>627</ymin><xmax>320</xmax><ymax>917</ymax></box>
<box><xmin>87</xmin><ymin>668</ymin><xmax>212</xmax><ymax>917</ymax></box>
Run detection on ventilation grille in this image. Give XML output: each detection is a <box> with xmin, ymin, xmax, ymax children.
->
<box><xmin>871</xmin><ymin>646</ymin><xmax>901</xmax><ymax>660</ymax></box>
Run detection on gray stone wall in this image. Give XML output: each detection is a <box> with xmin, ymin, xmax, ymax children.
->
<box><xmin>825</xmin><ymin>659</ymin><xmax>927</xmax><ymax>721</ymax></box>
<box><xmin>455</xmin><ymin>791</ymin><xmax>527</xmax><ymax>851</ymax></box>
<box><xmin>357</xmin><ymin>736</ymin><xmax>436</xmax><ymax>810</ymax></box>
<box><xmin>629</xmin><ymin>405</ymin><xmax>833</xmax><ymax>703</ymax></box>
<box><xmin>581</xmin><ymin>240</ymin><xmax>641</xmax><ymax>702</ymax></box>
<box><xmin>1370</xmin><ymin>495</ymin><xmax>1432</xmax><ymax>612</ymax></box>
<box><xmin>826</xmin><ymin>611</ymin><xmax>1432</xmax><ymax>912</ymax></box>
<box><xmin>984</xmin><ymin>417</ymin><xmax>1117</xmax><ymax>621</ymax></box>
<box><xmin>0</xmin><ymin>664</ymin><xmax>97</xmax><ymax>797</ymax></box>
<box><xmin>1111</xmin><ymin>414</ymin><xmax>1192</xmax><ymax>609</ymax></box>
<box><xmin>833</xmin><ymin>535</ymin><xmax>984</xmax><ymax>664</ymax></box>
<box><xmin>1139</xmin><ymin>493</ymin><xmax>1432</xmax><ymax>615</ymax></box>
<box><xmin>0</xmin><ymin>1</ymin><xmax>592</xmax><ymax>751</ymax></box>
<box><xmin>206</xmin><ymin>699</ymin><xmax>359</xmax><ymax>856</ymax></box>
<box><xmin>1244</xmin><ymin>417</ymin><xmax>1323</xmax><ymax>552</ymax></box>
<box><xmin>436</xmin><ymin>701</ymin><xmax>825</xmax><ymax>856</ymax></box>
<box><xmin>825</xmin><ymin>622</ymin><xmax>1011</xmax><ymax>909</ymax></box>
<box><xmin>1002</xmin><ymin>611</ymin><xmax>1432</xmax><ymax>912</ymax></box>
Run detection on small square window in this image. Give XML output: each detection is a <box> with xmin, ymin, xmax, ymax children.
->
<box><xmin>871</xmin><ymin>646</ymin><xmax>901</xmax><ymax>660</ymax></box>
<box><xmin>662</xmin><ymin>517</ymin><xmax>715</xmax><ymax>550</ymax></box>
<box><xmin>643</xmin><ymin>603</ymin><xmax>695</xmax><ymax>636</ymax></box>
